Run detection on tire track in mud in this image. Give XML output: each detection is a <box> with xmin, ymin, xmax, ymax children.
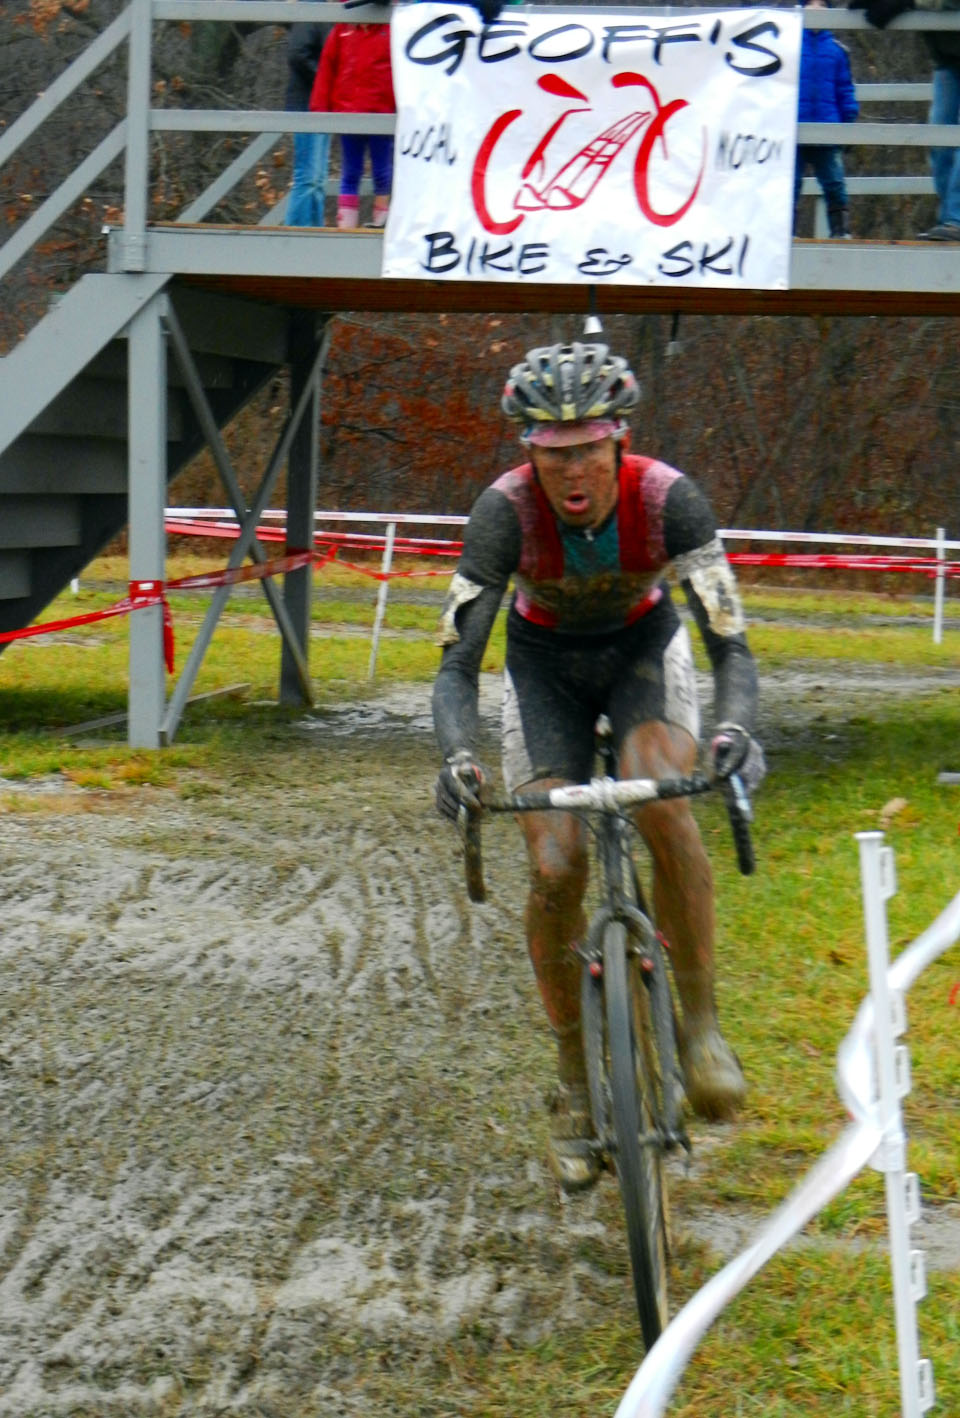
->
<box><xmin>1</xmin><ymin>667</ymin><xmax>959</xmax><ymax>1415</ymax></box>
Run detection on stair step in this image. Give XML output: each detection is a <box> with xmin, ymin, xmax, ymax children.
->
<box><xmin>0</xmin><ymin>551</ymin><xmax>30</xmax><ymax>600</ymax></box>
<box><xmin>170</xmin><ymin>287</ymin><xmax>292</xmax><ymax>364</ymax></box>
<box><xmin>28</xmin><ymin>377</ymin><xmax>186</xmax><ymax>441</ymax></box>
<box><xmin>0</xmin><ymin>436</ymin><xmax>127</xmax><ymax>495</ymax></box>
<box><xmin>85</xmin><ymin>340</ymin><xmax>239</xmax><ymax>390</ymax></box>
<box><xmin>0</xmin><ymin>496</ymin><xmax>81</xmax><ymax>549</ymax></box>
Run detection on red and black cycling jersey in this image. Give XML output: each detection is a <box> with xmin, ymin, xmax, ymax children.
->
<box><xmin>432</xmin><ymin>453</ymin><xmax>758</xmax><ymax>764</ymax></box>
<box><xmin>486</xmin><ymin>454</ymin><xmax>683</xmax><ymax>633</ymax></box>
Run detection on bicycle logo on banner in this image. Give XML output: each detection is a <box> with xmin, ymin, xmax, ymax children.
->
<box><xmin>470</xmin><ymin>72</ymin><xmax>705</xmax><ymax>240</ymax></box>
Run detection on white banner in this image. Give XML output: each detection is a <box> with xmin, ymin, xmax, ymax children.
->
<box><xmin>383</xmin><ymin>6</ymin><xmax>801</xmax><ymax>289</ymax></box>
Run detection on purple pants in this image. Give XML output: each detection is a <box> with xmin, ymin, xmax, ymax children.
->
<box><xmin>339</xmin><ymin>134</ymin><xmax>393</xmax><ymax>196</ymax></box>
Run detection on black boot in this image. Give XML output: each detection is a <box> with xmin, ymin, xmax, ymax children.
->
<box><xmin>827</xmin><ymin>205</ymin><xmax>851</xmax><ymax>240</ymax></box>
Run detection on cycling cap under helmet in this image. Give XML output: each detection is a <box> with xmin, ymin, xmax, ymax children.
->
<box><xmin>501</xmin><ymin>342</ymin><xmax>639</xmax><ymax>446</ymax></box>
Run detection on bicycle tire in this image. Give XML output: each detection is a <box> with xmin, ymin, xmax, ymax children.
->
<box><xmin>626</xmin><ymin>867</ymin><xmax>685</xmax><ymax>1143</ymax></box>
<box><xmin>604</xmin><ymin>918</ymin><xmax>670</xmax><ymax>1350</ymax></box>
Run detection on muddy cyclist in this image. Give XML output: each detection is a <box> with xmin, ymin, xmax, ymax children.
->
<box><xmin>432</xmin><ymin>338</ymin><xmax>765</xmax><ymax>1192</ymax></box>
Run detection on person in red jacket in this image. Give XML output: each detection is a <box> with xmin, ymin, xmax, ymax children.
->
<box><xmin>309</xmin><ymin>12</ymin><xmax>395</xmax><ymax>229</ymax></box>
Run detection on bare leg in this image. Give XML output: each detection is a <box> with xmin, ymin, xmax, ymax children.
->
<box><xmin>519</xmin><ymin>792</ymin><xmax>588</xmax><ymax>1085</ymax></box>
<box><xmin>518</xmin><ymin>791</ymin><xmax>599</xmax><ymax>1190</ymax></box>
<box><xmin>619</xmin><ymin>722</ymin><xmax>715</xmax><ymax>1029</ymax></box>
<box><xmin>620</xmin><ymin>721</ymin><xmax>746</xmax><ymax>1120</ymax></box>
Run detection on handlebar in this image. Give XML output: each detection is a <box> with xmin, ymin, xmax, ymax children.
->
<box><xmin>459</xmin><ymin>769</ymin><xmax>754</xmax><ymax>904</ymax></box>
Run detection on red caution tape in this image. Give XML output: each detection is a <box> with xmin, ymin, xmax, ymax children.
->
<box><xmin>129</xmin><ymin>581</ymin><xmax>174</xmax><ymax>672</ymax></box>
<box><xmin>726</xmin><ymin>552</ymin><xmax>960</xmax><ymax>578</ymax></box>
<box><xmin>0</xmin><ymin>552</ymin><xmax>327</xmax><ymax>669</ymax></box>
<box><xmin>13</xmin><ymin>537</ymin><xmax>953</xmax><ymax>669</ymax></box>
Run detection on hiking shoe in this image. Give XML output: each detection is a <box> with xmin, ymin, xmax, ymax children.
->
<box><xmin>919</xmin><ymin>222</ymin><xmax>960</xmax><ymax>241</ymax></box>
<box><xmin>546</xmin><ymin>1083</ymin><xmax>600</xmax><ymax>1193</ymax></box>
<box><xmin>677</xmin><ymin>1026</ymin><xmax>746</xmax><ymax>1122</ymax></box>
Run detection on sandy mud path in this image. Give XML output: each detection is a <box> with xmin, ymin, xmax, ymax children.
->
<box><xmin>2</xmin><ymin>663</ymin><xmax>959</xmax><ymax>1416</ymax></box>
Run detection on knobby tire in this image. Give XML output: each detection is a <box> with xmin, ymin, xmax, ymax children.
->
<box><xmin>603</xmin><ymin>919</ymin><xmax>670</xmax><ymax>1350</ymax></box>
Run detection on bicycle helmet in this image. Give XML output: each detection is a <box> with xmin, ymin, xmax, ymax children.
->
<box><xmin>501</xmin><ymin>342</ymin><xmax>639</xmax><ymax>445</ymax></box>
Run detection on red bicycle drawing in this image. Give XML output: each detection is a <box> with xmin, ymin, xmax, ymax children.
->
<box><xmin>470</xmin><ymin>72</ymin><xmax>706</xmax><ymax>237</ymax></box>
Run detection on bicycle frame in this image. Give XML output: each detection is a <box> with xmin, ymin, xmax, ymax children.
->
<box><xmin>458</xmin><ymin>730</ymin><xmax>754</xmax><ymax>1345</ymax></box>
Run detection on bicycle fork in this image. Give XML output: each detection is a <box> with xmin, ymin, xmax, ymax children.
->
<box><xmin>579</xmin><ymin>819</ymin><xmax>689</xmax><ymax>1154</ymax></box>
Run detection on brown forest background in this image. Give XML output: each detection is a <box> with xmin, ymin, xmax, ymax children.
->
<box><xmin>1</xmin><ymin>0</ymin><xmax>959</xmax><ymax>538</ymax></box>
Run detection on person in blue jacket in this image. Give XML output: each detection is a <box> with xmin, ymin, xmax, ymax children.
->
<box><xmin>794</xmin><ymin>0</ymin><xmax>860</xmax><ymax>238</ymax></box>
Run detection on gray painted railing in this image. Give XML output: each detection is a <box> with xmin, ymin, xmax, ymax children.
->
<box><xmin>3</xmin><ymin>0</ymin><xmax>960</xmax><ymax>296</ymax></box>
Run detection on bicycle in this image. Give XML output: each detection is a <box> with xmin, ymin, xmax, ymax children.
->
<box><xmin>459</xmin><ymin>716</ymin><xmax>755</xmax><ymax>1351</ymax></box>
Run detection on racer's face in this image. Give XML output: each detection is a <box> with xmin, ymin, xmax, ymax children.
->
<box><xmin>531</xmin><ymin>437</ymin><xmax>620</xmax><ymax>529</ymax></box>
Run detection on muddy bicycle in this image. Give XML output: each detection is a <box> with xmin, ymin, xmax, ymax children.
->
<box><xmin>459</xmin><ymin>716</ymin><xmax>755</xmax><ymax>1351</ymax></box>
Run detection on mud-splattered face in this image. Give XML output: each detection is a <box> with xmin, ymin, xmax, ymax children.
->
<box><xmin>531</xmin><ymin>438</ymin><xmax>619</xmax><ymax>529</ymax></box>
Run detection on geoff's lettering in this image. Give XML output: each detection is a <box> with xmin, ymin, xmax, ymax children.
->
<box><xmin>658</xmin><ymin>234</ymin><xmax>750</xmax><ymax>278</ymax></box>
<box><xmin>601</xmin><ymin>23</ymin><xmax>701</xmax><ymax>65</ymax></box>
<box><xmin>528</xmin><ymin>23</ymin><xmax>594</xmax><ymax>63</ymax></box>
<box><xmin>725</xmin><ymin>22</ymin><xmax>782</xmax><ymax>77</ymax></box>
<box><xmin>421</xmin><ymin>231</ymin><xmax>550</xmax><ymax>276</ymax></box>
<box><xmin>715</xmin><ymin>132</ymin><xmax>783</xmax><ymax>168</ymax></box>
<box><xmin>404</xmin><ymin>12</ymin><xmax>789</xmax><ymax>79</ymax></box>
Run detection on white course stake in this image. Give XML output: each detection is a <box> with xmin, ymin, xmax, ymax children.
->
<box><xmin>368</xmin><ymin>519</ymin><xmax>396</xmax><ymax>682</ymax></box>
<box><xmin>856</xmin><ymin>832</ymin><xmax>935</xmax><ymax>1417</ymax></box>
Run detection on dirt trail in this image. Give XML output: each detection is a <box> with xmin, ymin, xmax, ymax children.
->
<box><xmin>2</xmin><ymin>662</ymin><xmax>959</xmax><ymax>1416</ymax></box>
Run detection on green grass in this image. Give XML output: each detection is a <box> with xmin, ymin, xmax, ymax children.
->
<box><xmin>2</xmin><ymin>554</ymin><xmax>959</xmax><ymax>1414</ymax></box>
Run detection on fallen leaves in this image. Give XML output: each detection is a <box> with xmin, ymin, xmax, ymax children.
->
<box><xmin>878</xmin><ymin>796</ymin><xmax>908</xmax><ymax>828</ymax></box>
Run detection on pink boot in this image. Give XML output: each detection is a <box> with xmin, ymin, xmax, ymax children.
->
<box><xmin>337</xmin><ymin>196</ymin><xmax>359</xmax><ymax>230</ymax></box>
<box><xmin>370</xmin><ymin>194</ymin><xmax>390</xmax><ymax>228</ymax></box>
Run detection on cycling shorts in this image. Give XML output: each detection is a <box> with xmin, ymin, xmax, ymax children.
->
<box><xmin>501</xmin><ymin>599</ymin><xmax>700</xmax><ymax>793</ymax></box>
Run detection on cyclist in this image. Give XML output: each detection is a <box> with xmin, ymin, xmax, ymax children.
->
<box><xmin>432</xmin><ymin>340</ymin><xmax>765</xmax><ymax>1193</ymax></box>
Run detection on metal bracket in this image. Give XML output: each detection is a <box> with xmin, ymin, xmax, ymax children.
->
<box><xmin>118</xmin><ymin>232</ymin><xmax>147</xmax><ymax>272</ymax></box>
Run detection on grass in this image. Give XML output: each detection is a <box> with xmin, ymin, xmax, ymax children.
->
<box><xmin>1</xmin><ymin>553</ymin><xmax>959</xmax><ymax>1414</ymax></box>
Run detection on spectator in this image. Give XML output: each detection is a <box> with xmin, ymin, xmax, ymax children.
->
<box><xmin>191</xmin><ymin>0</ymin><xmax>261</xmax><ymax>88</ymax></box>
<box><xmin>850</xmin><ymin>0</ymin><xmax>960</xmax><ymax>240</ymax></box>
<box><xmin>795</xmin><ymin>0</ymin><xmax>859</xmax><ymax>239</ymax></box>
<box><xmin>285</xmin><ymin>17</ymin><xmax>333</xmax><ymax>226</ymax></box>
<box><xmin>309</xmin><ymin>8</ymin><xmax>395</xmax><ymax>230</ymax></box>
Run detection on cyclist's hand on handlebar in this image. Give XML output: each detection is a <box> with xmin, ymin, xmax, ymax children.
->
<box><xmin>435</xmin><ymin>750</ymin><xmax>486</xmax><ymax>821</ymax></box>
<box><xmin>710</xmin><ymin>722</ymin><xmax>766</xmax><ymax>795</ymax></box>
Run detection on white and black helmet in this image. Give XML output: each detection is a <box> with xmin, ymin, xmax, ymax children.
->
<box><xmin>501</xmin><ymin>342</ymin><xmax>640</xmax><ymax>426</ymax></box>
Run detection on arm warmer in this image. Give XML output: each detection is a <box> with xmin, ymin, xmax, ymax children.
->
<box><xmin>663</xmin><ymin>478</ymin><xmax>759</xmax><ymax>732</ymax></box>
<box><xmin>432</xmin><ymin>490</ymin><xmax>520</xmax><ymax>760</ymax></box>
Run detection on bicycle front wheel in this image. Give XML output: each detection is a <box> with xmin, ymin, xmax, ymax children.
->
<box><xmin>604</xmin><ymin>918</ymin><xmax>669</xmax><ymax>1350</ymax></box>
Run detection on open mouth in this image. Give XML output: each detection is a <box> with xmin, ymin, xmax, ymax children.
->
<box><xmin>563</xmin><ymin>491</ymin><xmax>589</xmax><ymax>516</ymax></box>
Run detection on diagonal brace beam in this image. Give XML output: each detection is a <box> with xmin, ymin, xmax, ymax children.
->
<box><xmin>162</xmin><ymin>304</ymin><xmax>315</xmax><ymax>701</ymax></box>
<box><xmin>159</xmin><ymin>322</ymin><xmax>331</xmax><ymax>743</ymax></box>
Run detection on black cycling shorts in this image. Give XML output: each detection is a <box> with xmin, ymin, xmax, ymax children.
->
<box><xmin>501</xmin><ymin>599</ymin><xmax>700</xmax><ymax>792</ymax></box>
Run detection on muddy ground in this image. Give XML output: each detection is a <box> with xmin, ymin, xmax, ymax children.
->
<box><xmin>2</xmin><ymin>658</ymin><xmax>960</xmax><ymax>1417</ymax></box>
